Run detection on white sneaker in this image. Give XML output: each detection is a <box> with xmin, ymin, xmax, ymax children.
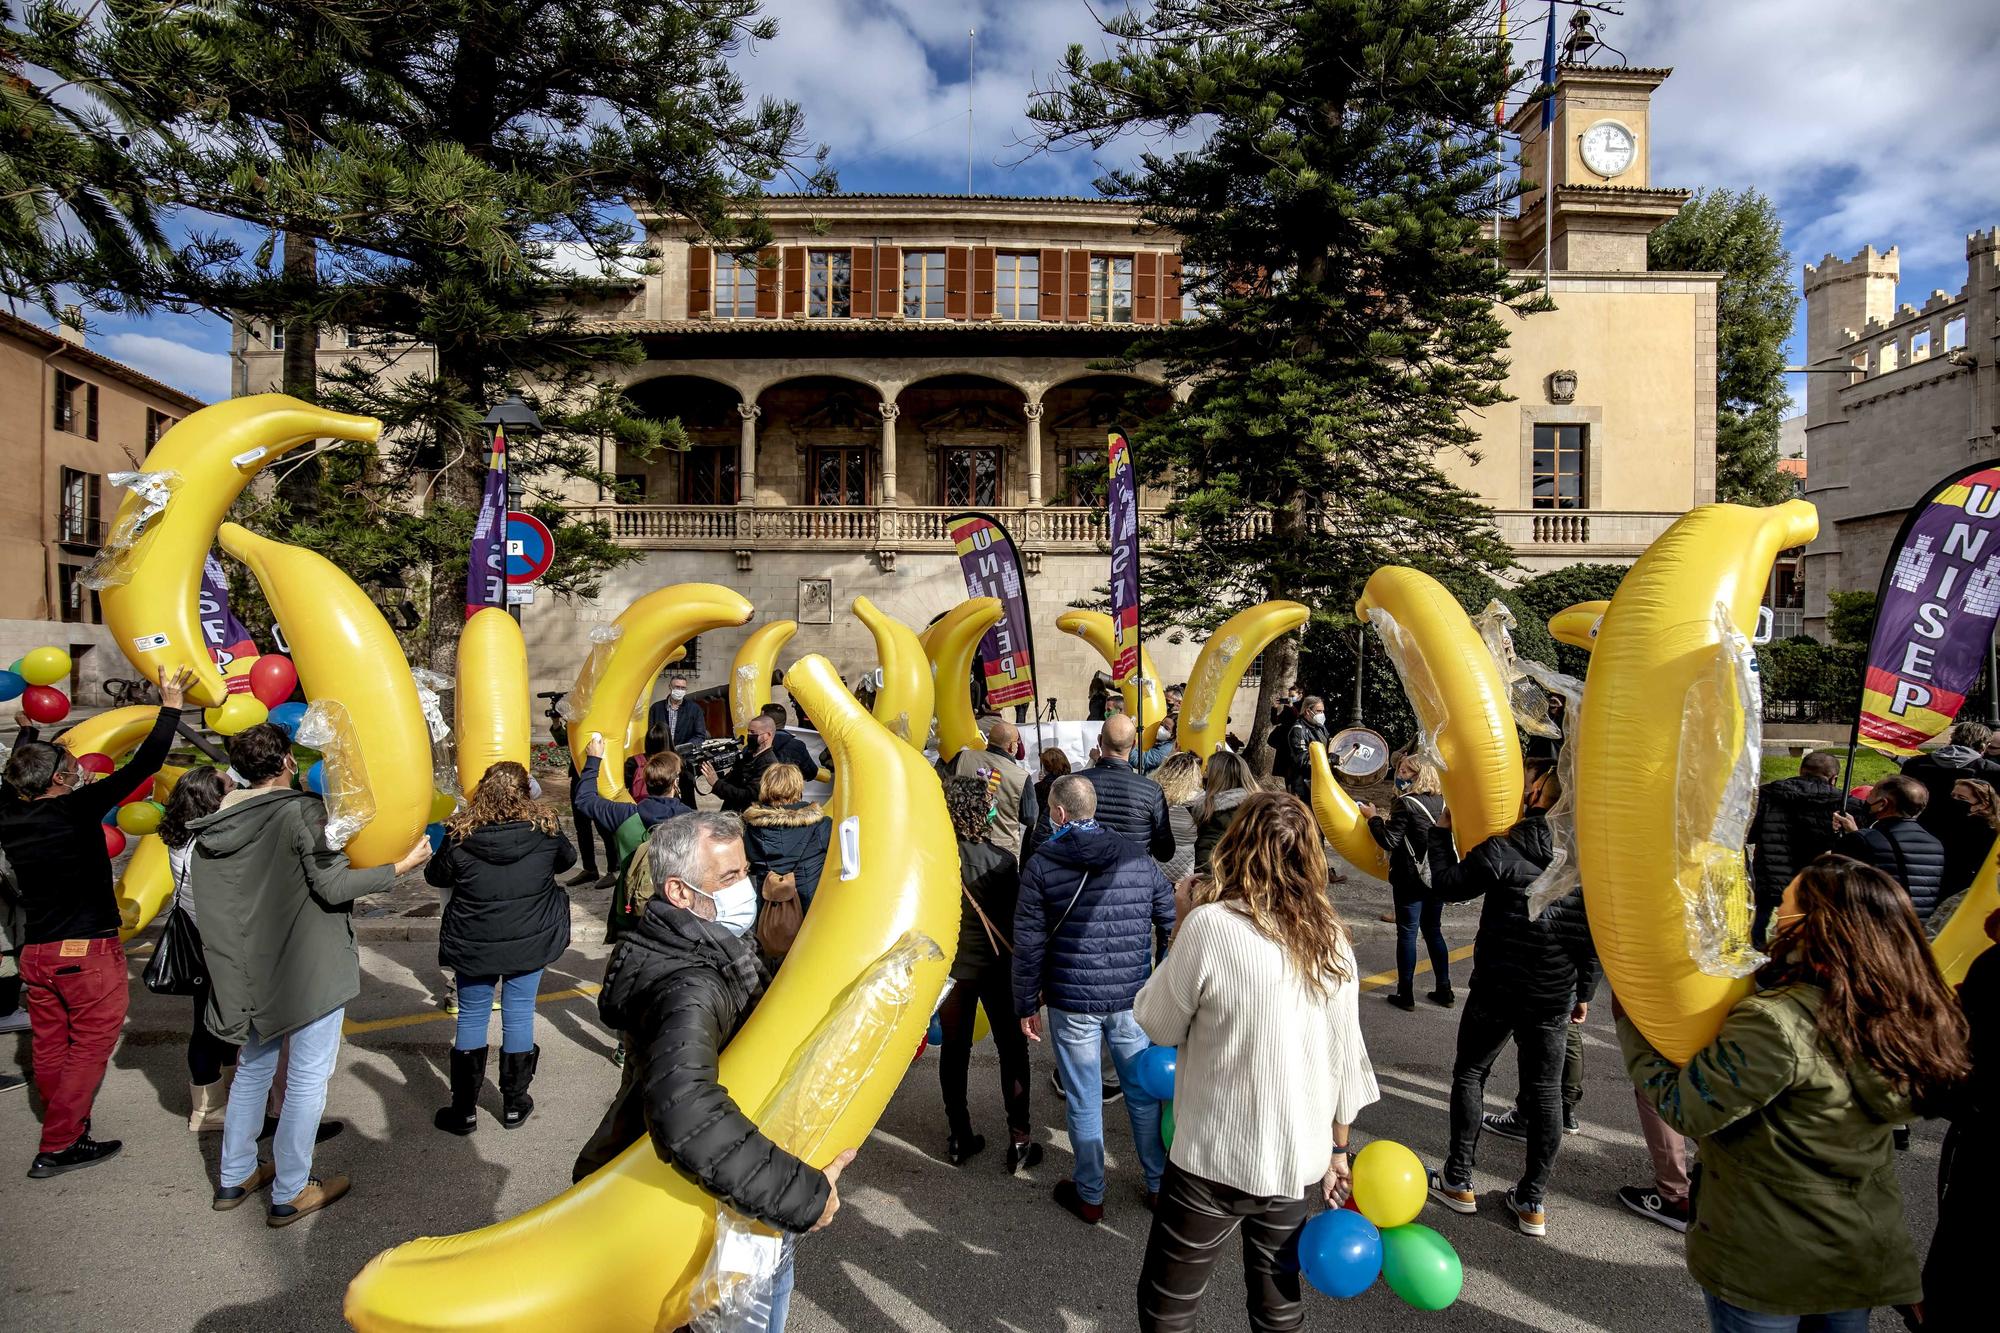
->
<box><xmin>0</xmin><ymin>1007</ymin><xmax>30</xmax><ymax>1034</ymax></box>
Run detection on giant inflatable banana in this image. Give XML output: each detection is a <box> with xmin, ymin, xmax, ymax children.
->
<box><xmin>455</xmin><ymin>608</ymin><xmax>530</xmax><ymax>794</ymax></box>
<box><xmin>1176</xmin><ymin>601</ymin><xmax>1309</xmax><ymax>762</ymax></box>
<box><xmin>1934</xmin><ymin>840</ymin><xmax>2000</xmax><ymax>985</ymax></box>
<box><xmin>219</xmin><ymin>523</ymin><xmax>429</xmax><ymax>870</ymax></box>
<box><xmin>1308</xmin><ymin>741</ymin><xmax>1391</xmax><ymax>879</ymax></box>
<box><xmin>1575</xmin><ymin>500</ymin><xmax>1817</xmax><ymax>1066</ymax></box>
<box><xmin>1549</xmin><ymin>601</ymin><xmax>1610</xmax><ymax>652</ymax></box>
<box><xmin>855</xmin><ymin>596</ymin><xmax>934</xmax><ymax>753</ymax></box>
<box><xmin>1054</xmin><ymin>609</ymin><xmax>1165</xmax><ymax>751</ymax></box>
<box><xmin>567</xmin><ymin>586</ymin><xmax>754</xmax><ymax>799</ymax></box>
<box><xmin>926</xmin><ymin>598</ymin><xmax>1004</xmax><ymax>760</ymax></box>
<box><xmin>1356</xmin><ymin>571</ymin><xmax>1521</xmax><ymax>850</ymax></box>
<box><xmin>59</xmin><ymin>706</ymin><xmax>180</xmax><ymax>937</ymax></box>
<box><xmin>344</xmin><ymin>652</ymin><xmax>959</xmax><ymax>1333</ymax></box>
<box><xmin>98</xmin><ymin>395</ymin><xmax>382</xmax><ymax>708</ymax></box>
<box><xmin>730</xmin><ymin>619</ymin><xmax>799</xmax><ymax>736</ymax></box>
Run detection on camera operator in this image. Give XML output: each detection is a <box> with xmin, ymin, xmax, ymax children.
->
<box><xmin>706</xmin><ymin>714</ymin><xmax>780</xmax><ymax>814</ymax></box>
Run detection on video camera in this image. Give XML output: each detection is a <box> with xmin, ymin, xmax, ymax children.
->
<box><xmin>677</xmin><ymin>735</ymin><xmax>744</xmax><ymax>777</ymax></box>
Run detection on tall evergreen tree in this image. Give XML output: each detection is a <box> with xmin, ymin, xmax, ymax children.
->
<box><xmin>1647</xmin><ymin>187</ymin><xmax>1798</xmax><ymax>506</ymax></box>
<box><xmin>1030</xmin><ymin>0</ymin><xmax>1525</xmax><ymax>768</ymax></box>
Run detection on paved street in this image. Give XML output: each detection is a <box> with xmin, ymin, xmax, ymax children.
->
<box><xmin>0</xmin><ymin>868</ymin><xmax>1936</xmax><ymax>1332</ymax></box>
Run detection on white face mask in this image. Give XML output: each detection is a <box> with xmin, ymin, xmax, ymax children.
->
<box><xmin>669</xmin><ymin>688</ymin><xmax>686</xmax><ymax>703</ymax></box>
<box><xmin>1310</xmin><ymin>712</ymin><xmax>1326</xmax><ymax>728</ymax></box>
<box><xmin>694</xmin><ymin>875</ymin><xmax>758</xmax><ymax>937</ymax></box>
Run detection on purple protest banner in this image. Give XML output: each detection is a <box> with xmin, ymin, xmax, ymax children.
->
<box><xmin>466</xmin><ymin>424</ymin><xmax>509</xmax><ymax>617</ymax></box>
<box><xmin>947</xmin><ymin>512</ymin><xmax>1038</xmax><ymax>709</ymax></box>
<box><xmin>1107</xmin><ymin>432</ymin><xmax>1141</xmax><ymax>681</ymax></box>
<box><xmin>199</xmin><ymin>554</ymin><xmax>256</xmax><ymax>668</ymax></box>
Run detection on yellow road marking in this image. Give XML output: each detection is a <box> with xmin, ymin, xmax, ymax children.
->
<box><xmin>1356</xmin><ymin>944</ymin><xmax>1475</xmax><ymax>993</ymax></box>
<box><xmin>341</xmin><ymin>984</ymin><xmax>602</xmax><ymax>1036</ymax></box>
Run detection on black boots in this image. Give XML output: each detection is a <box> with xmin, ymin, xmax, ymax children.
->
<box><xmin>499</xmin><ymin>1047</ymin><xmax>539</xmax><ymax>1129</ymax></box>
<box><xmin>434</xmin><ymin>1047</ymin><xmax>487</xmax><ymax>1135</ymax></box>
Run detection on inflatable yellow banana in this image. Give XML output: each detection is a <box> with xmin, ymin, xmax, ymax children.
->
<box><xmin>926</xmin><ymin>598</ymin><xmax>1004</xmax><ymax>761</ymax></box>
<box><xmin>1934</xmin><ymin>841</ymin><xmax>1999</xmax><ymax>985</ymax></box>
<box><xmin>730</xmin><ymin>620</ymin><xmax>799</xmax><ymax>736</ymax></box>
<box><xmin>1175</xmin><ymin>602</ymin><xmax>1309</xmax><ymax>762</ymax></box>
<box><xmin>855</xmin><ymin>597</ymin><xmax>934</xmax><ymax>752</ymax></box>
<box><xmin>616</xmin><ymin>647</ymin><xmax>689</xmax><ymax>761</ymax></box>
<box><xmin>1308</xmin><ymin>741</ymin><xmax>1391</xmax><ymax>879</ymax></box>
<box><xmin>219</xmin><ymin>523</ymin><xmax>429</xmax><ymax>870</ymax></box>
<box><xmin>1055</xmin><ymin>609</ymin><xmax>1166</xmax><ymax>751</ymax></box>
<box><xmin>1356</xmin><ymin>571</ymin><xmax>1520</xmax><ymax>850</ymax></box>
<box><xmin>344</xmin><ymin>651</ymin><xmax>958</xmax><ymax>1333</ymax></box>
<box><xmin>567</xmin><ymin>586</ymin><xmax>754</xmax><ymax>800</ymax></box>
<box><xmin>1549</xmin><ymin>601</ymin><xmax>1610</xmax><ymax>652</ymax></box>
<box><xmin>1575</xmin><ymin>500</ymin><xmax>1817</xmax><ymax>1066</ymax></box>
<box><xmin>455</xmin><ymin>608</ymin><xmax>530</xmax><ymax>794</ymax></box>
<box><xmin>59</xmin><ymin>706</ymin><xmax>178</xmax><ymax>938</ymax></box>
<box><xmin>97</xmin><ymin>395</ymin><xmax>382</xmax><ymax>708</ymax></box>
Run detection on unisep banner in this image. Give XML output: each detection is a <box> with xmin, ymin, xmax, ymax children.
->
<box><xmin>947</xmin><ymin>512</ymin><xmax>1037</xmax><ymax>708</ymax></box>
<box><xmin>1107</xmin><ymin>431</ymin><xmax>1141</xmax><ymax>681</ymax></box>
<box><xmin>465</xmin><ymin>424</ymin><xmax>509</xmax><ymax>616</ymax></box>
<box><xmin>1858</xmin><ymin>461</ymin><xmax>2000</xmax><ymax>754</ymax></box>
<box><xmin>199</xmin><ymin>553</ymin><xmax>257</xmax><ymax>675</ymax></box>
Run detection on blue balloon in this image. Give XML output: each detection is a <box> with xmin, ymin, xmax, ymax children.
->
<box><xmin>926</xmin><ymin>1015</ymin><xmax>945</xmax><ymax>1047</ymax></box>
<box><xmin>303</xmin><ymin>761</ymin><xmax>328</xmax><ymax>795</ymax></box>
<box><xmin>1136</xmin><ymin>1045</ymin><xmax>1178</xmax><ymax>1102</ymax></box>
<box><xmin>426</xmin><ymin>822</ymin><xmax>447</xmax><ymax>853</ymax></box>
<box><xmin>268</xmin><ymin>701</ymin><xmax>309</xmax><ymax>739</ymax></box>
<box><xmin>1300</xmin><ymin>1208</ymin><xmax>1383</xmax><ymax>1299</ymax></box>
<box><xmin>0</xmin><ymin>670</ymin><xmax>23</xmax><ymax>702</ymax></box>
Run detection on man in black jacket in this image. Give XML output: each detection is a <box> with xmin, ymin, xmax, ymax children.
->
<box><xmin>644</xmin><ymin>673</ymin><xmax>706</xmax><ymax>807</ymax></box>
<box><xmin>1831</xmin><ymin>774</ymin><xmax>1949</xmax><ymax>920</ymax></box>
<box><xmin>574</xmin><ymin>810</ymin><xmax>852</xmax><ymax>1330</ymax></box>
<box><xmin>1056</xmin><ymin>714</ymin><xmax>1173</xmax><ymax>862</ymax></box>
<box><xmin>1423</xmin><ymin>764</ymin><xmax>1597</xmax><ymax>1239</ymax></box>
<box><xmin>706</xmin><ymin>714</ymin><xmax>780</xmax><ymax>814</ymax></box>
<box><xmin>1900</xmin><ymin>720</ymin><xmax>2000</xmax><ymax>898</ymax></box>
<box><xmin>760</xmin><ymin>703</ymin><xmax>820</xmax><ymax>779</ymax></box>
<box><xmin>1747</xmin><ymin>751</ymin><xmax>1870</xmax><ymax>945</ymax></box>
<box><xmin>1285</xmin><ymin>696</ymin><xmax>1330</xmax><ymax>800</ymax></box>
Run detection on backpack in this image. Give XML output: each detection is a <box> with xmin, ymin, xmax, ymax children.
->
<box><xmin>755</xmin><ymin>869</ymin><xmax>804</xmax><ymax>957</ymax></box>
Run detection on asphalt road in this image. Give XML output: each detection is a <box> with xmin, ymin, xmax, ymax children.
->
<box><xmin>0</xmin><ymin>870</ymin><xmax>1937</xmax><ymax>1333</ymax></box>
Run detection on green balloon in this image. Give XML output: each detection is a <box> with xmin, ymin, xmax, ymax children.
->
<box><xmin>6</xmin><ymin>658</ymin><xmax>20</xmax><ymax>676</ymax></box>
<box><xmin>1162</xmin><ymin>1101</ymin><xmax>1176</xmax><ymax>1149</ymax></box>
<box><xmin>1380</xmin><ymin>1223</ymin><xmax>1463</xmax><ymax>1310</ymax></box>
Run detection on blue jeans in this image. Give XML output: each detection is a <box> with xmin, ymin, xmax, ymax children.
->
<box><xmin>220</xmin><ymin>1005</ymin><xmax>344</xmax><ymax>1204</ymax></box>
<box><xmin>767</xmin><ymin>1248</ymin><xmax>794</xmax><ymax>1331</ymax></box>
<box><xmin>455</xmin><ymin>970</ymin><xmax>542</xmax><ymax>1054</ymax></box>
<box><xmin>1703</xmin><ymin>1294</ymin><xmax>1870</xmax><ymax>1333</ymax></box>
<box><xmin>1048</xmin><ymin>1007</ymin><xmax>1165</xmax><ymax>1205</ymax></box>
<box><xmin>1395</xmin><ymin>896</ymin><xmax>1450</xmax><ymax>997</ymax></box>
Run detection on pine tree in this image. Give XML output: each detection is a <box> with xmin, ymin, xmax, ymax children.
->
<box><xmin>1647</xmin><ymin>188</ymin><xmax>1798</xmax><ymax>507</ymax></box>
<box><xmin>1029</xmin><ymin>0</ymin><xmax>1525</xmax><ymax>769</ymax></box>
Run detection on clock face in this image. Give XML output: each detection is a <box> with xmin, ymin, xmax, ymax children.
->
<box><xmin>1580</xmin><ymin>120</ymin><xmax>1636</xmax><ymax>178</ymax></box>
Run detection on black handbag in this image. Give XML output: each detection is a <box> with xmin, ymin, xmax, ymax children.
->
<box><xmin>144</xmin><ymin>866</ymin><xmax>208</xmax><ymax>996</ymax></box>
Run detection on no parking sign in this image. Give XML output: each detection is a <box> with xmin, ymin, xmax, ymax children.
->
<box><xmin>506</xmin><ymin>511</ymin><xmax>555</xmax><ymax>586</ymax></box>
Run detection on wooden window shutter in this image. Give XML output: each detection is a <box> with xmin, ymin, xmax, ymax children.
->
<box><xmin>1134</xmin><ymin>252</ymin><xmax>1159</xmax><ymax>323</ymax></box>
<box><xmin>877</xmin><ymin>246</ymin><xmax>900</xmax><ymax>316</ymax></box>
<box><xmin>1162</xmin><ymin>253</ymin><xmax>1184</xmax><ymax>321</ymax></box>
<box><xmin>1039</xmin><ymin>248</ymin><xmax>1065</xmax><ymax>321</ymax></box>
<box><xmin>1067</xmin><ymin>250</ymin><xmax>1090</xmax><ymax>322</ymax></box>
<box><xmin>971</xmin><ymin>247</ymin><xmax>996</xmax><ymax>319</ymax></box>
<box><xmin>687</xmin><ymin>246</ymin><xmax>712</xmax><ymax>317</ymax></box>
<box><xmin>851</xmin><ymin>246</ymin><xmax>876</xmax><ymax>318</ymax></box>
<box><xmin>86</xmin><ymin>383</ymin><xmax>99</xmax><ymax>441</ymax></box>
<box><xmin>782</xmin><ymin>247</ymin><xmax>806</xmax><ymax>316</ymax></box>
<box><xmin>945</xmin><ymin>247</ymin><xmax>971</xmax><ymax>320</ymax></box>
<box><xmin>755</xmin><ymin>249</ymin><xmax>780</xmax><ymax>318</ymax></box>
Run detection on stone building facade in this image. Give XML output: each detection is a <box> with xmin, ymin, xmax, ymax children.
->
<box><xmin>1800</xmin><ymin>231</ymin><xmax>2000</xmax><ymax>637</ymax></box>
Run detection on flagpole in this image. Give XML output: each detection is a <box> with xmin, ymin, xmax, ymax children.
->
<box><xmin>1541</xmin><ymin>1</ymin><xmax>1557</xmax><ymax>293</ymax></box>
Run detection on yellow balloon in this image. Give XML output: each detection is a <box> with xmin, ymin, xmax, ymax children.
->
<box><xmin>1548</xmin><ymin>600</ymin><xmax>1609</xmax><ymax>652</ymax></box>
<box><xmin>1308</xmin><ymin>741</ymin><xmax>1390</xmax><ymax>879</ymax></box>
<box><xmin>1351</xmin><ymin>1139</ymin><xmax>1426</xmax><ymax>1230</ymax></box>
<box><xmin>205</xmin><ymin>693</ymin><xmax>269</xmax><ymax>737</ymax></box>
<box><xmin>455</xmin><ymin>607</ymin><xmax>530</xmax><ymax>794</ymax></box>
<box><xmin>54</xmin><ymin>707</ymin><xmax>176</xmax><ymax>938</ymax></box>
<box><xmin>925</xmin><ymin>598</ymin><xmax>1004</xmax><ymax>761</ymax></box>
<box><xmin>1934</xmin><ymin>841</ymin><xmax>1999</xmax><ymax>985</ymax></box>
<box><xmin>429</xmin><ymin>790</ymin><xmax>459</xmax><ymax>824</ymax></box>
<box><xmin>730</xmin><ymin>620</ymin><xmax>798</xmax><ymax>737</ymax></box>
<box><xmin>1055</xmin><ymin>609</ymin><xmax>1167</xmax><ymax>751</ymax></box>
<box><xmin>1176</xmin><ymin>601</ymin><xmax>1308</xmax><ymax>763</ymax></box>
<box><xmin>854</xmin><ymin>597</ymin><xmax>933</xmax><ymax>753</ymax></box>
<box><xmin>117</xmin><ymin>800</ymin><xmax>164</xmax><ymax>836</ymax></box>
<box><xmin>20</xmin><ymin>645</ymin><xmax>71</xmax><ymax>687</ymax></box>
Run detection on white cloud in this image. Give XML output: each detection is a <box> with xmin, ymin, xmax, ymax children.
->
<box><xmin>97</xmin><ymin>331</ymin><xmax>230</xmax><ymax>404</ymax></box>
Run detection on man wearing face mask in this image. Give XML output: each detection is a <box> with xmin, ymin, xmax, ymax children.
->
<box><xmin>1285</xmin><ymin>696</ymin><xmax>1331</xmax><ymax>801</ymax></box>
<box><xmin>574</xmin><ymin>811</ymin><xmax>853</xmax><ymax>1330</ymax></box>
<box><xmin>706</xmin><ymin>714</ymin><xmax>780</xmax><ymax>815</ymax></box>
<box><xmin>645</xmin><ymin>674</ymin><xmax>706</xmax><ymax>807</ymax></box>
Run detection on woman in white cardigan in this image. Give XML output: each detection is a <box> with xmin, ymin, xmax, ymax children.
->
<box><xmin>1134</xmin><ymin>790</ymin><xmax>1379</xmax><ymax>1333</ymax></box>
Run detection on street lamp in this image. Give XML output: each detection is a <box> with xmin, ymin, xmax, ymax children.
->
<box><xmin>480</xmin><ymin>393</ymin><xmax>543</xmax><ymax>621</ymax></box>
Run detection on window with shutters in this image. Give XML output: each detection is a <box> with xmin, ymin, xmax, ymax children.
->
<box><xmin>58</xmin><ymin>564</ymin><xmax>97</xmax><ymax>624</ymax></box>
<box><xmin>679</xmin><ymin>446</ymin><xmax>739</xmax><ymax>504</ymax></box>
<box><xmin>1090</xmin><ymin>255</ymin><xmax>1134</xmax><ymax>323</ymax></box>
<box><xmin>807</xmin><ymin>249</ymin><xmax>852</xmax><ymax>318</ymax></box>
<box><xmin>1532</xmin><ymin>424</ymin><xmax>1588</xmax><ymax>510</ymax></box>
<box><xmin>146</xmin><ymin>408</ymin><xmax>177</xmax><ymax>446</ymax></box>
<box><xmin>903</xmin><ymin>251</ymin><xmax>948</xmax><ymax>320</ymax></box>
<box><xmin>809</xmin><ymin>447</ymin><xmax>868</xmax><ymax>505</ymax></box>
<box><xmin>995</xmin><ymin>253</ymin><xmax>1039</xmax><ymax>320</ymax></box>
<box><xmin>59</xmin><ymin>467</ymin><xmax>100</xmax><ymax>546</ymax></box>
<box><xmin>714</xmin><ymin>252</ymin><xmax>758</xmax><ymax>320</ymax></box>
<box><xmin>53</xmin><ymin>372</ymin><xmax>99</xmax><ymax>439</ymax></box>
<box><xmin>940</xmin><ymin>448</ymin><xmax>1002</xmax><ymax>506</ymax></box>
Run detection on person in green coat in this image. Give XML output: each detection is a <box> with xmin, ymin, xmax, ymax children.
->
<box><xmin>1619</xmin><ymin>856</ymin><xmax>1970</xmax><ymax>1332</ymax></box>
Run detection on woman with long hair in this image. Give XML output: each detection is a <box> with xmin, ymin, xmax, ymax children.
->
<box><xmin>1033</xmin><ymin>748</ymin><xmax>1071</xmax><ymax>825</ymax></box>
<box><xmin>1620</xmin><ymin>856</ymin><xmax>1971</xmax><ymax>1331</ymax></box>
<box><xmin>1360</xmin><ymin>753</ymin><xmax>1453</xmax><ymax>1011</ymax></box>
<box><xmin>1150</xmin><ymin>750</ymin><xmax>1203</xmax><ymax>883</ymax></box>
<box><xmin>1190</xmin><ymin>749</ymin><xmax>1255</xmax><ymax>873</ymax></box>
<box><xmin>1133</xmin><ymin>791</ymin><xmax>1378</xmax><ymax>1332</ymax></box>
<box><xmin>425</xmin><ymin>761</ymin><xmax>576</xmax><ymax>1134</ymax></box>
<box><xmin>158</xmin><ymin>766</ymin><xmax>235</xmax><ymax>1131</ymax></box>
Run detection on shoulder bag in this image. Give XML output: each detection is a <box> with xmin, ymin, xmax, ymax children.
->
<box><xmin>144</xmin><ymin>856</ymin><xmax>208</xmax><ymax>996</ymax></box>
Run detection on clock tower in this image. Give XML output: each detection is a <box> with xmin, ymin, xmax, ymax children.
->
<box><xmin>1505</xmin><ymin>65</ymin><xmax>1690</xmax><ymax>273</ymax></box>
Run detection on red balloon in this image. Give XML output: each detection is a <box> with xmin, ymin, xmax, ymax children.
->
<box><xmin>248</xmin><ymin>654</ymin><xmax>298</xmax><ymax>709</ymax></box>
<box><xmin>21</xmin><ymin>685</ymin><xmax>70</xmax><ymax>724</ymax></box>
<box><xmin>75</xmin><ymin>751</ymin><xmax>115</xmax><ymax>776</ymax></box>
<box><xmin>119</xmin><ymin>775</ymin><xmax>156</xmax><ymax>805</ymax></box>
<box><xmin>102</xmin><ymin>824</ymin><xmax>127</xmax><ymax>858</ymax></box>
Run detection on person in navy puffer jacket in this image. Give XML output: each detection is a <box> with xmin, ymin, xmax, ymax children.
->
<box><xmin>1013</xmin><ymin>773</ymin><xmax>1176</xmax><ymax>1225</ymax></box>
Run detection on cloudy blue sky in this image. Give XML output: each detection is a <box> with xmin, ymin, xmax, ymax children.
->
<box><xmin>69</xmin><ymin>0</ymin><xmax>2000</xmax><ymax>414</ymax></box>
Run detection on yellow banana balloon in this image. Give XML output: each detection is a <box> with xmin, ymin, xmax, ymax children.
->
<box><xmin>1175</xmin><ymin>602</ymin><xmax>1309</xmax><ymax>763</ymax></box>
<box><xmin>1934</xmin><ymin>841</ymin><xmax>2000</xmax><ymax>985</ymax></box>
<box><xmin>219</xmin><ymin>523</ymin><xmax>429</xmax><ymax>870</ymax></box>
<box><xmin>854</xmin><ymin>597</ymin><xmax>933</xmax><ymax>752</ymax></box>
<box><xmin>344</xmin><ymin>652</ymin><xmax>958</xmax><ymax>1333</ymax></box>
<box><xmin>926</xmin><ymin>598</ymin><xmax>1004</xmax><ymax>760</ymax></box>
<box><xmin>1575</xmin><ymin>500</ymin><xmax>1818</xmax><ymax>1066</ymax></box>
<box><xmin>730</xmin><ymin>620</ymin><xmax>798</xmax><ymax>736</ymax></box>
<box><xmin>1356</xmin><ymin>571</ymin><xmax>1521</xmax><ymax>850</ymax></box>
<box><xmin>455</xmin><ymin>608</ymin><xmax>530</xmax><ymax>794</ymax></box>
<box><xmin>618</xmin><ymin>648</ymin><xmax>689</xmax><ymax>761</ymax></box>
<box><xmin>1549</xmin><ymin>601</ymin><xmax>1610</xmax><ymax>652</ymax></box>
<box><xmin>567</xmin><ymin>586</ymin><xmax>754</xmax><ymax>799</ymax></box>
<box><xmin>98</xmin><ymin>395</ymin><xmax>382</xmax><ymax>707</ymax></box>
<box><xmin>59</xmin><ymin>707</ymin><xmax>179</xmax><ymax>938</ymax></box>
<box><xmin>1308</xmin><ymin>741</ymin><xmax>1391</xmax><ymax>880</ymax></box>
<box><xmin>1055</xmin><ymin>610</ymin><xmax>1167</xmax><ymax>750</ymax></box>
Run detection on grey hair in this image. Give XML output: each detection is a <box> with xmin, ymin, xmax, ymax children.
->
<box><xmin>646</xmin><ymin>810</ymin><xmax>746</xmax><ymax>890</ymax></box>
<box><xmin>1049</xmin><ymin>773</ymin><xmax>1097</xmax><ymax>821</ymax></box>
